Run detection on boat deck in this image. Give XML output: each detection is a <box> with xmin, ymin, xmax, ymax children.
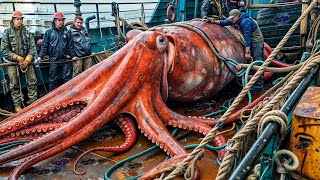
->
<box><xmin>0</xmin><ymin>79</ymin><xmax>255</xmax><ymax>179</ymax></box>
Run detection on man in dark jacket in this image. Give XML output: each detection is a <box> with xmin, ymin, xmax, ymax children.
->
<box><xmin>38</xmin><ymin>11</ymin><xmax>75</xmax><ymax>92</ymax></box>
<box><xmin>1</xmin><ymin>11</ymin><xmax>38</xmax><ymax>112</ymax></box>
<box><xmin>201</xmin><ymin>0</ymin><xmax>228</xmax><ymax>19</ymax></box>
<box><xmin>68</xmin><ymin>16</ymin><xmax>93</xmax><ymax>77</ymax></box>
<box><xmin>211</xmin><ymin>9</ymin><xmax>264</xmax><ymax>92</ymax></box>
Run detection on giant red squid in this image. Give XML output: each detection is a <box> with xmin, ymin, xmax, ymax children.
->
<box><xmin>0</xmin><ymin>20</ymin><xmax>244</xmax><ymax>179</ymax></box>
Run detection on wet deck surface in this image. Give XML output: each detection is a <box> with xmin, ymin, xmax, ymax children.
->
<box><xmin>0</xmin><ymin>80</ymin><xmax>263</xmax><ymax>180</ymax></box>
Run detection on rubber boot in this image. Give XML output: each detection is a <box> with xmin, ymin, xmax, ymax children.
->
<box><xmin>15</xmin><ymin>105</ymin><xmax>22</xmax><ymax>113</ymax></box>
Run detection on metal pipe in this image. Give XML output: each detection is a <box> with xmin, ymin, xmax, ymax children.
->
<box><xmin>95</xmin><ymin>3</ymin><xmax>100</xmax><ymax>28</ymax></box>
<box><xmin>74</xmin><ymin>0</ymin><xmax>82</xmax><ymax>16</ymax></box>
<box><xmin>12</xmin><ymin>3</ymin><xmax>15</xmax><ymax>11</ymax></box>
<box><xmin>229</xmin><ymin>65</ymin><xmax>319</xmax><ymax>180</ymax></box>
<box><xmin>85</xmin><ymin>15</ymin><xmax>96</xmax><ymax>29</ymax></box>
<box><xmin>300</xmin><ymin>0</ymin><xmax>309</xmax><ymax>51</ymax></box>
<box><xmin>194</xmin><ymin>0</ymin><xmax>199</xmax><ymax>19</ymax></box>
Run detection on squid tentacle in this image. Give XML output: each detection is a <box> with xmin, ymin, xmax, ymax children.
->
<box><xmin>0</xmin><ymin>48</ymin><xmax>148</xmax><ymax>164</ymax></box>
<box><xmin>0</xmin><ymin>122</ymin><xmax>65</xmax><ymax>144</ymax></box>
<box><xmin>154</xmin><ymin>91</ymin><xmax>227</xmax><ymax>159</ymax></box>
<box><xmin>0</xmin><ymin>48</ymin><xmax>136</xmax><ymax>138</ymax></box>
<box><xmin>7</xmin><ymin>101</ymin><xmax>128</xmax><ymax>178</ymax></box>
<box><xmin>73</xmin><ymin>115</ymin><xmax>137</xmax><ymax>175</ymax></box>
<box><xmin>134</xmin><ymin>90</ymin><xmax>186</xmax><ymax>157</ymax></box>
<box><xmin>0</xmin><ymin>103</ymin><xmax>86</xmax><ymax>140</ymax></box>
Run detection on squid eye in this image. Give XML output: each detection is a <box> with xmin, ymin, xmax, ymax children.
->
<box><xmin>156</xmin><ymin>35</ymin><xmax>167</xmax><ymax>52</ymax></box>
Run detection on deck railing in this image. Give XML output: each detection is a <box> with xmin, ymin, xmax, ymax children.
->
<box><xmin>0</xmin><ymin>1</ymin><xmax>159</xmax><ymax>29</ymax></box>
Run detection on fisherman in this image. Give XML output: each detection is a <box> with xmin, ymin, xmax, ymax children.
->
<box><xmin>1</xmin><ymin>11</ymin><xmax>38</xmax><ymax>112</ymax></box>
<box><xmin>68</xmin><ymin>16</ymin><xmax>93</xmax><ymax>77</ymax></box>
<box><xmin>238</xmin><ymin>0</ymin><xmax>246</xmax><ymax>12</ymax></box>
<box><xmin>38</xmin><ymin>11</ymin><xmax>75</xmax><ymax>92</ymax></box>
<box><xmin>201</xmin><ymin>0</ymin><xmax>228</xmax><ymax>19</ymax></box>
<box><xmin>211</xmin><ymin>9</ymin><xmax>264</xmax><ymax>92</ymax></box>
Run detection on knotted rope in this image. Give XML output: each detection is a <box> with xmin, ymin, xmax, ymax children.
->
<box><xmin>215</xmin><ymin>1</ymin><xmax>318</xmax><ymax>178</ymax></box>
<box><xmin>0</xmin><ymin>108</ymin><xmax>14</xmax><ymax>117</ymax></box>
<box><xmin>158</xmin><ymin>0</ymin><xmax>318</xmax><ymax>179</ymax></box>
<box><xmin>247</xmin><ymin>164</ymin><xmax>260</xmax><ymax>180</ymax></box>
<box><xmin>257</xmin><ymin>110</ymin><xmax>288</xmax><ymax>141</ymax></box>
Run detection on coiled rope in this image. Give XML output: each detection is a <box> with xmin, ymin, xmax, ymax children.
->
<box><xmin>157</xmin><ymin>0</ymin><xmax>318</xmax><ymax>179</ymax></box>
<box><xmin>257</xmin><ymin>110</ymin><xmax>288</xmax><ymax>141</ymax></box>
<box><xmin>274</xmin><ymin>149</ymin><xmax>299</xmax><ymax>180</ymax></box>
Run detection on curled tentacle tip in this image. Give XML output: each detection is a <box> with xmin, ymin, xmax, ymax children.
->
<box><xmin>74</xmin><ymin>167</ymin><xmax>87</xmax><ymax>175</ymax></box>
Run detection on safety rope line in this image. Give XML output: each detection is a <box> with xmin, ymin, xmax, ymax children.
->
<box><xmin>159</xmin><ymin>69</ymin><xmax>291</xmax><ymax>180</ymax></box>
<box><xmin>150</xmin><ymin>23</ymin><xmax>228</xmax><ymax>61</ymax></box>
<box><xmin>0</xmin><ymin>108</ymin><xmax>14</xmax><ymax>117</ymax></box>
<box><xmin>118</xmin><ymin>16</ymin><xmax>149</xmax><ymax>31</ymax></box>
<box><xmin>0</xmin><ymin>50</ymin><xmax>114</xmax><ymax>67</ymax></box>
<box><xmin>224</xmin><ymin>26</ymin><xmax>245</xmax><ymax>46</ymax></box>
<box><xmin>307</xmin><ymin>15</ymin><xmax>320</xmax><ymax>52</ymax></box>
<box><xmin>158</xmin><ymin>1</ymin><xmax>318</xmax><ymax>179</ymax></box>
<box><xmin>239</xmin><ymin>63</ymin><xmax>302</xmax><ymax>73</ymax></box>
<box><xmin>217</xmin><ymin>51</ymin><xmax>320</xmax><ymax>180</ymax></box>
<box><xmin>214</xmin><ymin>1</ymin><xmax>319</xmax><ymax>178</ymax></box>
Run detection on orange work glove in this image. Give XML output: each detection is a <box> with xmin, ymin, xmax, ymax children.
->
<box><xmin>21</xmin><ymin>55</ymin><xmax>33</xmax><ymax>70</ymax></box>
<box><xmin>24</xmin><ymin>55</ymin><xmax>32</xmax><ymax>65</ymax></box>
<box><xmin>12</xmin><ymin>54</ymin><xmax>24</xmax><ymax>63</ymax></box>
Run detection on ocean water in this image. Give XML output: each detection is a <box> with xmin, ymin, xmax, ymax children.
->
<box><xmin>0</xmin><ymin>0</ymin><xmax>158</xmax><ymax>33</ymax></box>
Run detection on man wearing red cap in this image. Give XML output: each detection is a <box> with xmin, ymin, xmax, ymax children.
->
<box><xmin>38</xmin><ymin>11</ymin><xmax>75</xmax><ymax>92</ymax></box>
<box><xmin>1</xmin><ymin>11</ymin><xmax>38</xmax><ymax>112</ymax></box>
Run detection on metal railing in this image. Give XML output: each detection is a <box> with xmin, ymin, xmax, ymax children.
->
<box><xmin>0</xmin><ymin>1</ymin><xmax>159</xmax><ymax>29</ymax></box>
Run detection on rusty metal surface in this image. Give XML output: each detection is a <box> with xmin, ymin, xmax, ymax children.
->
<box><xmin>293</xmin><ymin>86</ymin><xmax>320</xmax><ymax>119</ymax></box>
<box><xmin>290</xmin><ymin>86</ymin><xmax>320</xmax><ymax>180</ymax></box>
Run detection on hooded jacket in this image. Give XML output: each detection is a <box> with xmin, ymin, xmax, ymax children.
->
<box><xmin>39</xmin><ymin>21</ymin><xmax>74</xmax><ymax>61</ymax></box>
<box><xmin>219</xmin><ymin>12</ymin><xmax>264</xmax><ymax>47</ymax></box>
<box><xmin>68</xmin><ymin>24</ymin><xmax>92</xmax><ymax>57</ymax></box>
<box><xmin>1</xmin><ymin>21</ymin><xmax>36</xmax><ymax>62</ymax></box>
